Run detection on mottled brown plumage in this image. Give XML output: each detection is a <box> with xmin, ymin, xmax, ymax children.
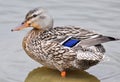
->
<box><xmin>12</xmin><ymin>7</ymin><xmax>119</xmax><ymax>77</ymax></box>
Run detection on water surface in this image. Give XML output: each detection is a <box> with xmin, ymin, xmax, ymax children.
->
<box><xmin>0</xmin><ymin>0</ymin><xmax>120</xmax><ymax>82</ymax></box>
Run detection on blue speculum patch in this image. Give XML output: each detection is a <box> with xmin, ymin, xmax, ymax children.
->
<box><xmin>62</xmin><ymin>38</ymin><xmax>80</xmax><ymax>47</ymax></box>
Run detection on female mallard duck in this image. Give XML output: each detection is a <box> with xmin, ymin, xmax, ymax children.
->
<box><xmin>11</xmin><ymin>7</ymin><xmax>119</xmax><ymax>77</ymax></box>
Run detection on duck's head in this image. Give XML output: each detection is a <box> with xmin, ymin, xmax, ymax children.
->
<box><xmin>11</xmin><ymin>7</ymin><xmax>53</xmax><ymax>31</ymax></box>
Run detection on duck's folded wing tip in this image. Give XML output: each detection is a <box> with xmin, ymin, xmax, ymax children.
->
<box><xmin>79</xmin><ymin>35</ymin><xmax>120</xmax><ymax>47</ymax></box>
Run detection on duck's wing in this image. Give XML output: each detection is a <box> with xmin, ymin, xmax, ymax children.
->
<box><xmin>79</xmin><ymin>35</ymin><xmax>119</xmax><ymax>47</ymax></box>
<box><xmin>53</xmin><ymin>26</ymin><xmax>119</xmax><ymax>47</ymax></box>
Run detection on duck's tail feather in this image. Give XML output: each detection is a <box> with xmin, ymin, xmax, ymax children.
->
<box><xmin>80</xmin><ymin>35</ymin><xmax>120</xmax><ymax>47</ymax></box>
<box><xmin>106</xmin><ymin>36</ymin><xmax>120</xmax><ymax>41</ymax></box>
<box><xmin>101</xmin><ymin>55</ymin><xmax>110</xmax><ymax>62</ymax></box>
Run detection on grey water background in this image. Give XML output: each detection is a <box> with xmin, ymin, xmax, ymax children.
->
<box><xmin>0</xmin><ymin>0</ymin><xmax>120</xmax><ymax>82</ymax></box>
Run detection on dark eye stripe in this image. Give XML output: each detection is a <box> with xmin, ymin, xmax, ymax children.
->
<box><xmin>33</xmin><ymin>14</ymin><xmax>37</xmax><ymax>17</ymax></box>
<box><xmin>26</xmin><ymin>14</ymin><xmax>38</xmax><ymax>21</ymax></box>
<box><xmin>25</xmin><ymin>8</ymin><xmax>39</xmax><ymax>19</ymax></box>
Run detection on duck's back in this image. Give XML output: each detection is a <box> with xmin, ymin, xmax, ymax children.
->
<box><xmin>22</xmin><ymin>26</ymin><xmax>106</xmax><ymax>71</ymax></box>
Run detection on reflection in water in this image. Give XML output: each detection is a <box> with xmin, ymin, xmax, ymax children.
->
<box><xmin>25</xmin><ymin>67</ymin><xmax>100</xmax><ymax>82</ymax></box>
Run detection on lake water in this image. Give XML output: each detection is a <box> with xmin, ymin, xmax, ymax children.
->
<box><xmin>0</xmin><ymin>0</ymin><xmax>120</xmax><ymax>82</ymax></box>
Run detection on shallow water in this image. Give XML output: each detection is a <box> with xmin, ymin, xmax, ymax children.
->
<box><xmin>0</xmin><ymin>0</ymin><xmax>120</xmax><ymax>82</ymax></box>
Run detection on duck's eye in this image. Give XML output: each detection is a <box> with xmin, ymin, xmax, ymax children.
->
<box><xmin>21</xmin><ymin>22</ymin><xmax>24</xmax><ymax>24</ymax></box>
<box><xmin>33</xmin><ymin>14</ymin><xmax>37</xmax><ymax>17</ymax></box>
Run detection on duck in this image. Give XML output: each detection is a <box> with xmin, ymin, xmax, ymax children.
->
<box><xmin>11</xmin><ymin>7</ymin><xmax>119</xmax><ymax>77</ymax></box>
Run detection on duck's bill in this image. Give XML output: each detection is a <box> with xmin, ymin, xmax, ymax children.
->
<box><xmin>11</xmin><ymin>23</ymin><xmax>28</xmax><ymax>32</ymax></box>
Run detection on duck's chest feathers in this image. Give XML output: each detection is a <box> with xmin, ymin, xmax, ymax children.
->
<box><xmin>22</xmin><ymin>29</ymin><xmax>59</xmax><ymax>63</ymax></box>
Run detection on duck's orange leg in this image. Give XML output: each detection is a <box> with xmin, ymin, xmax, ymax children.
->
<box><xmin>61</xmin><ymin>71</ymin><xmax>66</xmax><ymax>77</ymax></box>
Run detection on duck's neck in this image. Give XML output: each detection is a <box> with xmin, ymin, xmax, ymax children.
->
<box><xmin>42</xmin><ymin>21</ymin><xmax>54</xmax><ymax>31</ymax></box>
<box><xmin>33</xmin><ymin>26</ymin><xmax>52</xmax><ymax>34</ymax></box>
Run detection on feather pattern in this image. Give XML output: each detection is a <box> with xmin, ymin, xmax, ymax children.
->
<box><xmin>22</xmin><ymin>26</ymin><xmax>112</xmax><ymax>71</ymax></box>
<box><xmin>11</xmin><ymin>7</ymin><xmax>120</xmax><ymax>77</ymax></box>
